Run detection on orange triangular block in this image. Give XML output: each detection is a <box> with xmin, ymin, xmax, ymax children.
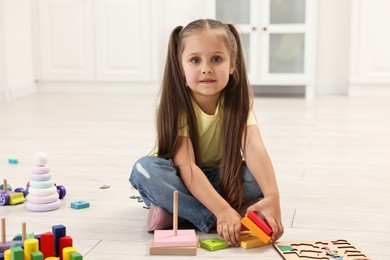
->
<box><xmin>241</xmin><ymin>216</ymin><xmax>271</xmax><ymax>244</ymax></box>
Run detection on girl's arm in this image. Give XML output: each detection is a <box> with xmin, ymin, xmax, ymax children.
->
<box><xmin>173</xmin><ymin>136</ymin><xmax>242</xmax><ymax>246</ymax></box>
<box><xmin>243</xmin><ymin>124</ymin><xmax>284</xmax><ymax>241</ymax></box>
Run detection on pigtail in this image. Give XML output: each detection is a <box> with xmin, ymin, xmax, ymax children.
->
<box><xmin>156</xmin><ymin>26</ymin><xmax>200</xmax><ymax>164</ymax></box>
<box><xmin>219</xmin><ymin>23</ymin><xmax>252</xmax><ymax>210</ymax></box>
<box><xmin>157</xmin><ymin>26</ymin><xmax>184</xmax><ymax>159</ymax></box>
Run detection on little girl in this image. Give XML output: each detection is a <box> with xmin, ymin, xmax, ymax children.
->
<box><xmin>129</xmin><ymin>19</ymin><xmax>283</xmax><ymax>246</ymax></box>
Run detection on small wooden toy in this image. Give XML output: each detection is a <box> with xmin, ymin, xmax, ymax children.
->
<box><xmin>240</xmin><ymin>230</ymin><xmax>267</xmax><ymax>249</ymax></box>
<box><xmin>273</xmin><ymin>239</ymin><xmax>371</xmax><ymax>259</ymax></box>
<box><xmin>1</xmin><ymin>219</ymin><xmax>13</xmax><ymax>253</ymax></box>
<box><xmin>59</xmin><ymin>236</ymin><xmax>73</xmax><ymax>260</ymax></box>
<box><xmin>0</xmin><ymin>221</ymin><xmax>83</xmax><ymax>259</ymax></box>
<box><xmin>247</xmin><ymin>211</ymin><xmax>273</xmax><ymax>236</ymax></box>
<box><xmin>70</xmin><ymin>200</ymin><xmax>90</xmax><ymax>209</ymax></box>
<box><xmin>8</xmin><ymin>158</ymin><xmax>19</xmax><ymax>164</ymax></box>
<box><xmin>26</xmin><ymin>153</ymin><xmax>66</xmax><ymax>212</ymax></box>
<box><xmin>149</xmin><ymin>191</ymin><xmax>198</xmax><ymax>255</ymax></box>
<box><xmin>200</xmin><ymin>238</ymin><xmax>229</xmax><ymax>251</ymax></box>
<box><xmin>0</xmin><ymin>180</ymin><xmax>26</xmax><ymax>206</ymax></box>
<box><xmin>40</xmin><ymin>232</ymin><xmax>55</xmax><ymax>258</ymax></box>
<box><xmin>10</xmin><ymin>247</ymin><xmax>23</xmax><ymax>260</ymax></box>
<box><xmin>241</xmin><ymin>216</ymin><xmax>271</xmax><ymax>244</ymax></box>
<box><xmin>52</xmin><ymin>225</ymin><xmax>66</xmax><ymax>257</ymax></box>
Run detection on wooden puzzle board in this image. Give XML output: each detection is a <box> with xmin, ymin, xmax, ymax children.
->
<box><xmin>273</xmin><ymin>239</ymin><xmax>370</xmax><ymax>260</ymax></box>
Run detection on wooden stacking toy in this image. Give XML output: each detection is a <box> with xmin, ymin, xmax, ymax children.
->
<box><xmin>26</xmin><ymin>152</ymin><xmax>65</xmax><ymax>212</ymax></box>
<box><xmin>150</xmin><ymin>191</ymin><xmax>198</xmax><ymax>256</ymax></box>
<box><xmin>0</xmin><ymin>220</ymin><xmax>83</xmax><ymax>260</ymax></box>
<box><xmin>241</xmin><ymin>211</ymin><xmax>273</xmax><ymax>245</ymax></box>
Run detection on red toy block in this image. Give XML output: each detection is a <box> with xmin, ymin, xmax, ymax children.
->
<box><xmin>247</xmin><ymin>211</ymin><xmax>273</xmax><ymax>236</ymax></box>
<box><xmin>59</xmin><ymin>236</ymin><xmax>73</xmax><ymax>260</ymax></box>
<box><xmin>40</xmin><ymin>232</ymin><xmax>55</xmax><ymax>258</ymax></box>
<box><xmin>241</xmin><ymin>216</ymin><xmax>271</xmax><ymax>244</ymax></box>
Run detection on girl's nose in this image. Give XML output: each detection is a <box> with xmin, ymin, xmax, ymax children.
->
<box><xmin>202</xmin><ymin>68</ymin><xmax>212</xmax><ymax>74</ymax></box>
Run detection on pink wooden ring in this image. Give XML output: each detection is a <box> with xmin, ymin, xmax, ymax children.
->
<box><xmin>26</xmin><ymin>200</ymin><xmax>61</xmax><ymax>212</ymax></box>
<box><xmin>30</xmin><ymin>173</ymin><xmax>52</xmax><ymax>181</ymax></box>
<box><xmin>32</xmin><ymin>166</ymin><xmax>50</xmax><ymax>174</ymax></box>
<box><xmin>27</xmin><ymin>193</ymin><xmax>59</xmax><ymax>204</ymax></box>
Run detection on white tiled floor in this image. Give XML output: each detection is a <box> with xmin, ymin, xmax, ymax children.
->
<box><xmin>1</xmin><ymin>93</ymin><xmax>389</xmax><ymax>259</ymax></box>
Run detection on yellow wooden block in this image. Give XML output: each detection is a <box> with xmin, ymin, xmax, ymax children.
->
<box><xmin>45</xmin><ymin>257</ymin><xmax>59</xmax><ymax>260</ymax></box>
<box><xmin>63</xmin><ymin>247</ymin><xmax>77</xmax><ymax>260</ymax></box>
<box><xmin>4</xmin><ymin>249</ymin><xmax>11</xmax><ymax>260</ymax></box>
<box><xmin>240</xmin><ymin>231</ymin><xmax>267</xmax><ymax>249</ymax></box>
<box><xmin>9</xmin><ymin>192</ymin><xmax>26</xmax><ymax>205</ymax></box>
<box><xmin>241</xmin><ymin>216</ymin><xmax>271</xmax><ymax>244</ymax></box>
<box><xmin>24</xmin><ymin>238</ymin><xmax>39</xmax><ymax>260</ymax></box>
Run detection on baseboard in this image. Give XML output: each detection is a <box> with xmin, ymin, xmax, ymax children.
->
<box><xmin>37</xmin><ymin>81</ymin><xmax>160</xmax><ymax>95</ymax></box>
<box><xmin>0</xmin><ymin>85</ymin><xmax>36</xmax><ymax>101</ymax></box>
<box><xmin>349</xmin><ymin>84</ymin><xmax>390</xmax><ymax>97</ymax></box>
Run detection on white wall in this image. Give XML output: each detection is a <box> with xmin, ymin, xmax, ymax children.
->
<box><xmin>315</xmin><ymin>0</ymin><xmax>351</xmax><ymax>95</ymax></box>
<box><xmin>0</xmin><ymin>0</ymin><xmax>355</xmax><ymax>99</ymax></box>
<box><xmin>0</xmin><ymin>0</ymin><xmax>35</xmax><ymax>101</ymax></box>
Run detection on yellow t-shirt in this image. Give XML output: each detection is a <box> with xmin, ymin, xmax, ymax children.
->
<box><xmin>178</xmin><ymin>97</ymin><xmax>257</xmax><ymax>167</ymax></box>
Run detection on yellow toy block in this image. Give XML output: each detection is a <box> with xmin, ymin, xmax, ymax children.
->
<box><xmin>24</xmin><ymin>238</ymin><xmax>39</xmax><ymax>260</ymax></box>
<box><xmin>240</xmin><ymin>231</ymin><xmax>267</xmax><ymax>249</ymax></box>
<box><xmin>9</xmin><ymin>193</ymin><xmax>26</xmax><ymax>205</ymax></box>
<box><xmin>241</xmin><ymin>216</ymin><xmax>271</xmax><ymax>244</ymax></box>
<box><xmin>63</xmin><ymin>247</ymin><xmax>77</xmax><ymax>260</ymax></box>
<box><xmin>4</xmin><ymin>249</ymin><xmax>11</xmax><ymax>260</ymax></box>
<box><xmin>45</xmin><ymin>257</ymin><xmax>58</xmax><ymax>260</ymax></box>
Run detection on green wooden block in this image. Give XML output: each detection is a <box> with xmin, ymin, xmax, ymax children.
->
<box><xmin>31</xmin><ymin>250</ymin><xmax>44</xmax><ymax>260</ymax></box>
<box><xmin>10</xmin><ymin>247</ymin><xmax>24</xmax><ymax>260</ymax></box>
<box><xmin>70</xmin><ymin>252</ymin><xmax>83</xmax><ymax>260</ymax></box>
<box><xmin>200</xmin><ymin>238</ymin><xmax>229</xmax><ymax>251</ymax></box>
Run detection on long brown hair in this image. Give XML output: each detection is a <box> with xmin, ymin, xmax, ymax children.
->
<box><xmin>156</xmin><ymin>19</ymin><xmax>252</xmax><ymax>210</ymax></box>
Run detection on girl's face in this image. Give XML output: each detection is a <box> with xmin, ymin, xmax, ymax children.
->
<box><xmin>181</xmin><ymin>30</ymin><xmax>235</xmax><ymax>103</ymax></box>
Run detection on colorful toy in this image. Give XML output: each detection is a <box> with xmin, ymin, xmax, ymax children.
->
<box><xmin>1</xmin><ymin>219</ymin><xmax>13</xmax><ymax>253</ymax></box>
<box><xmin>150</xmin><ymin>191</ymin><xmax>198</xmax><ymax>256</ymax></box>
<box><xmin>26</xmin><ymin>152</ymin><xmax>66</xmax><ymax>212</ymax></box>
<box><xmin>247</xmin><ymin>211</ymin><xmax>273</xmax><ymax>236</ymax></box>
<box><xmin>273</xmin><ymin>239</ymin><xmax>370</xmax><ymax>259</ymax></box>
<box><xmin>0</xmin><ymin>180</ymin><xmax>26</xmax><ymax>206</ymax></box>
<box><xmin>8</xmin><ymin>158</ymin><xmax>19</xmax><ymax>164</ymax></box>
<box><xmin>70</xmin><ymin>200</ymin><xmax>89</xmax><ymax>209</ymax></box>
<box><xmin>1</xmin><ymin>220</ymin><xmax>82</xmax><ymax>259</ymax></box>
<box><xmin>200</xmin><ymin>238</ymin><xmax>229</xmax><ymax>251</ymax></box>
<box><xmin>240</xmin><ymin>230</ymin><xmax>267</xmax><ymax>249</ymax></box>
<box><xmin>241</xmin><ymin>211</ymin><xmax>272</xmax><ymax>245</ymax></box>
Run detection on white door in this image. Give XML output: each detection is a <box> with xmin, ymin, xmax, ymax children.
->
<box><xmin>215</xmin><ymin>0</ymin><xmax>315</xmax><ymax>95</ymax></box>
<box><xmin>37</xmin><ymin>0</ymin><xmax>95</xmax><ymax>80</ymax></box>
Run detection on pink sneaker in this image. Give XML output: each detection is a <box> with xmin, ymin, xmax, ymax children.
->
<box><xmin>146</xmin><ymin>203</ymin><xmax>173</xmax><ymax>232</ymax></box>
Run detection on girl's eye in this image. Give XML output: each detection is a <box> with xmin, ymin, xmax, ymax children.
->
<box><xmin>191</xmin><ymin>57</ymin><xmax>200</xmax><ymax>64</ymax></box>
<box><xmin>212</xmin><ymin>56</ymin><xmax>222</xmax><ymax>62</ymax></box>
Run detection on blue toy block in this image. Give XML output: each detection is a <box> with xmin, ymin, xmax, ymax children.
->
<box><xmin>8</xmin><ymin>158</ymin><xmax>19</xmax><ymax>164</ymax></box>
<box><xmin>52</xmin><ymin>224</ymin><xmax>66</xmax><ymax>256</ymax></box>
<box><xmin>0</xmin><ymin>252</ymin><xmax>4</xmax><ymax>260</ymax></box>
<box><xmin>70</xmin><ymin>200</ymin><xmax>90</xmax><ymax>209</ymax></box>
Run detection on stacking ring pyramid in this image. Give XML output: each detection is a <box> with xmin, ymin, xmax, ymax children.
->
<box><xmin>26</xmin><ymin>152</ymin><xmax>61</xmax><ymax>212</ymax></box>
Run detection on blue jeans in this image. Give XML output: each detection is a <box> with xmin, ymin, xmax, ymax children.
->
<box><xmin>129</xmin><ymin>156</ymin><xmax>263</xmax><ymax>233</ymax></box>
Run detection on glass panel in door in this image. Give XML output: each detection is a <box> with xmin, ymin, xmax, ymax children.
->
<box><xmin>270</xmin><ymin>0</ymin><xmax>305</xmax><ymax>24</ymax></box>
<box><xmin>269</xmin><ymin>33</ymin><xmax>304</xmax><ymax>73</ymax></box>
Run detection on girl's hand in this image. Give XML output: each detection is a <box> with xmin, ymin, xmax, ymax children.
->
<box><xmin>246</xmin><ymin>196</ymin><xmax>284</xmax><ymax>242</ymax></box>
<box><xmin>216</xmin><ymin>208</ymin><xmax>242</xmax><ymax>247</ymax></box>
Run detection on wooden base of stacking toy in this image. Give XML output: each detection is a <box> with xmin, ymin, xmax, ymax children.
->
<box><xmin>149</xmin><ymin>191</ymin><xmax>198</xmax><ymax>256</ymax></box>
